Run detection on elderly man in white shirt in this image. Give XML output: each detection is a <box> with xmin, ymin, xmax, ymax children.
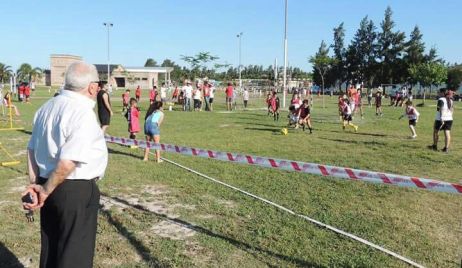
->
<box><xmin>23</xmin><ymin>61</ymin><xmax>108</xmax><ymax>268</ymax></box>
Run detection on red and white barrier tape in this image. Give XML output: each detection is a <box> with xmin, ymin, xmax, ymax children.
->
<box><xmin>106</xmin><ymin>136</ymin><xmax>462</xmax><ymax>195</ymax></box>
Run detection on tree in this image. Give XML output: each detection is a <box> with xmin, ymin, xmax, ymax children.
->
<box><xmin>144</xmin><ymin>58</ymin><xmax>158</xmax><ymax>67</ymax></box>
<box><xmin>331</xmin><ymin>23</ymin><xmax>347</xmax><ymax>92</ymax></box>
<box><xmin>0</xmin><ymin>63</ymin><xmax>12</xmax><ymax>83</ymax></box>
<box><xmin>409</xmin><ymin>62</ymin><xmax>447</xmax><ymax>104</ymax></box>
<box><xmin>404</xmin><ymin>26</ymin><xmax>426</xmax><ymax>84</ymax></box>
<box><xmin>377</xmin><ymin>6</ymin><xmax>406</xmax><ymax>84</ymax></box>
<box><xmin>447</xmin><ymin>65</ymin><xmax>462</xmax><ymax>90</ymax></box>
<box><xmin>17</xmin><ymin>63</ymin><xmax>42</xmax><ymax>82</ymax></box>
<box><xmin>180</xmin><ymin>52</ymin><xmax>219</xmax><ymax>79</ymax></box>
<box><xmin>309</xmin><ymin>40</ymin><xmax>335</xmax><ymax>108</ymax></box>
<box><xmin>346</xmin><ymin>16</ymin><xmax>378</xmax><ymax>87</ymax></box>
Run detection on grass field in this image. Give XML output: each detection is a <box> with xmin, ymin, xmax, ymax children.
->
<box><xmin>0</xmin><ymin>86</ymin><xmax>461</xmax><ymax>267</ymax></box>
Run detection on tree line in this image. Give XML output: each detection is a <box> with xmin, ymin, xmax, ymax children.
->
<box><xmin>310</xmin><ymin>6</ymin><xmax>462</xmax><ymax>94</ymax></box>
<box><xmin>0</xmin><ymin>63</ymin><xmax>43</xmax><ymax>84</ymax></box>
<box><xmin>144</xmin><ymin>53</ymin><xmax>311</xmax><ymax>83</ymax></box>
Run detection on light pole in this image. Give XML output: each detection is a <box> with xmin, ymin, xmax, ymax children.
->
<box><xmin>282</xmin><ymin>0</ymin><xmax>288</xmax><ymax>108</ymax></box>
<box><xmin>103</xmin><ymin>22</ymin><xmax>113</xmax><ymax>85</ymax></box>
<box><xmin>237</xmin><ymin>32</ymin><xmax>243</xmax><ymax>90</ymax></box>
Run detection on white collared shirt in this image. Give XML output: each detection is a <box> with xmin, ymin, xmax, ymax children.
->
<box><xmin>28</xmin><ymin>90</ymin><xmax>108</xmax><ymax>180</ymax></box>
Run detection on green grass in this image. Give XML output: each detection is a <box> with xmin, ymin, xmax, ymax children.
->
<box><xmin>0</xmin><ymin>86</ymin><xmax>461</xmax><ymax>267</ymax></box>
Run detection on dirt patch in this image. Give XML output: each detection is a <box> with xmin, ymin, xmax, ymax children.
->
<box><xmin>101</xmin><ymin>184</ymin><xmax>198</xmax><ymax>241</ymax></box>
<box><xmin>183</xmin><ymin>240</ymin><xmax>212</xmax><ymax>265</ymax></box>
<box><xmin>151</xmin><ymin>220</ymin><xmax>196</xmax><ymax>240</ymax></box>
<box><xmin>216</xmin><ymin>199</ymin><xmax>237</xmax><ymax>209</ymax></box>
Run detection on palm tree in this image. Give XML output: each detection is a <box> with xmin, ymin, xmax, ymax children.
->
<box><xmin>0</xmin><ymin>63</ymin><xmax>12</xmax><ymax>83</ymax></box>
<box><xmin>17</xmin><ymin>63</ymin><xmax>42</xmax><ymax>82</ymax></box>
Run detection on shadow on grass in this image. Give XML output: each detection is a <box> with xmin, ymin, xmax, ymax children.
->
<box><xmin>236</xmin><ymin>121</ymin><xmax>282</xmax><ymax>128</ymax></box>
<box><xmin>108</xmin><ymin>148</ymin><xmax>143</xmax><ymax>160</ymax></box>
<box><xmin>19</xmin><ymin>129</ymin><xmax>32</xmax><ymax>135</ymax></box>
<box><xmin>319</xmin><ymin>137</ymin><xmax>387</xmax><ymax>146</ymax></box>
<box><xmin>0</xmin><ymin>242</ymin><xmax>23</xmax><ymax>268</ymax></box>
<box><xmin>320</xmin><ymin>129</ymin><xmax>388</xmax><ymax>137</ymax></box>
<box><xmin>100</xmin><ymin>194</ymin><xmax>323</xmax><ymax>268</ymax></box>
<box><xmin>3</xmin><ymin>165</ymin><xmax>25</xmax><ymax>174</ymax></box>
<box><xmin>99</xmin><ymin>209</ymin><xmax>166</xmax><ymax>267</ymax></box>
<box><xmin>244</xmin><ymin>127</ymin><xmax>278</xmax><ymax>133</ymax></box>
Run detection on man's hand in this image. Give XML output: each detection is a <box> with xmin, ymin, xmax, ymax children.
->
<box><xmin>21</xmin><ymin>185</ymin><xmax>49</xmax><ymax>210</ymax></box>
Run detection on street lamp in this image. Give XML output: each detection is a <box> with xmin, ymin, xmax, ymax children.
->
<box><xmin>103</xmin><ymin>22</ymin><xmax>113</xmax><ymax>85</ymax></box>
<box><xmin>282</xmin><ymin>0</ymin><xmax>288</xmax><ymax>108</ymax></box>
<box><xmin>236</xmin><ymin>32</ymin><xmax>243</xmax><ymax>90</ymax></box>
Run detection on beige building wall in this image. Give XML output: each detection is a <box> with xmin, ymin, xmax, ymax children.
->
<box><xmin>50</xmin><ymin>54</ymin><xmax>82</xmax><ymax>86</ymax></box>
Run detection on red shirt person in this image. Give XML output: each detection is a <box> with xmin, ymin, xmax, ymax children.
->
<box><xmin>135</xmin><ymin>86</ymin><xmax>141</xmax><ymax>101</ymax></box>
<box><xmin>225</xmin><ymin>83</ymin><xmax>234</xmax><ymax>111</ymax></box>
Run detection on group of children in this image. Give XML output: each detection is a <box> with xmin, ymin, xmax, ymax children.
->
<box><xmin>123</xmin><ymin>97</ymin><xmax>165</xmax><ymax>162</ymax></box>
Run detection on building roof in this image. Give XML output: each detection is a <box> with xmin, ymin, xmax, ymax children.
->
<box><xmin>124</xmin><ymin>66</ymin><xmax>174</xmax><ymax>73</ymax></box>
<box><xmin>50</xmin><ymin>54</ymin><xmax>82</xmax><ymax>59</ymax></box>
<box><xmin>94</xmin><ymin>64</ymin><xmax>120</xmax><ymax>74</ymax></box>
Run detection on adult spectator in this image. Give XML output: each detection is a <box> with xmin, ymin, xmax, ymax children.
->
<box><xmin>97</xmin><ymin>83</ymin><xmax>113</xmax><ymax>133</ymax></box>
<box><xmin>243</xmin><ymin>88</ymin><xmax>249</xmax><ymax>109</ymax></box>
<box><xmin>192</xmin><ymin>84</ymin><xmax>202</xmax><ymax>111</ymax></box>
<box><xmin>160</xmin><ymin>82</ymin><xmax>168</xmax><ymax>104</ymax></box>
<box><xmin>209</xmin><ymin>82</ymin><xmax>215</xmax><ymax>111</ymax></box>
<box><xmin>225</xmin><ymin>82</ymin><xmax>234</xmax><ymax>111</ymax></box>
<box><xmin>203</xmin><ymin>81</ymin><xmax>211</xmax><ymax>111</ymax></box>
<box><xmin>431</xmin><ymin>88</ymin><xmax>454</xmax><ymax>153</ymax></box>
<box><xmin>182</xmin><ymin>81</ymin><xmax>193</xmax><ymax>111</ymax></box>
<box><xmin>23</xmin><ymin>61</ymin><xmax>108</xmax><ymax>268</ymax></box>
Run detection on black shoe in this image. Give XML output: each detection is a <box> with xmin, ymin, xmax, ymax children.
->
<box><xmin>428</xmin><ymin>145</ymin><xmax>437</xmax><ymax>151</ymax></box>
<box><xmin>302</xmin><ymin>125</ymin><xmax>305</xmax><ymax>131</ymax></box>
<box><xmin>442</xmin><ymin>147</ymin><xmax>449</xmax><ymax>153</ymax></box>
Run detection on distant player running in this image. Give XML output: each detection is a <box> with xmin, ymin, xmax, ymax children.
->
<box><xmin>340</xmin><ymin>99</ymin><xmax>358</xmax><ymax>132</ymax></box>
<box><xmin>297</xmin><ymin>99</ymin><xmax>313</xmax><ymax>133</ymax></box>
<box><xmin>399</xmin><ymin>100</ymin><xmax>420</xmax><ymax>139</ymax></box>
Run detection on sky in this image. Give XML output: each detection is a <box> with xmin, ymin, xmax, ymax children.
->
<box><xmin>1</xmin><ymin>0</ymin><xmax>461</xmax><ymax>72</ymax></box>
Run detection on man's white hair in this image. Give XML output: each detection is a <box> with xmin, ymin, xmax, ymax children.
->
<box><xmin>64</xmin><ymin>62</ymin><xmax>99</xmax><ymax>91</ymax></box>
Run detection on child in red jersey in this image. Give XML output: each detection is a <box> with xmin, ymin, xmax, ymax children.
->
<box><xmin>375</xmin><ymin>90</ymin><xmax>383</xmax><ymax>116</ymax></box>
<box><xmin>18</xmin><ymin>83</ymin><xmax>25</xmax><ymax>102</ymax></box>
<box><xmin>149</xmin><ymin>86</ymin><xmax>157</xmax><ymax>104</ymax></box>
<box><xmin>122</xmin><ymin>89</ymin><xmax>130</xmax><ymax>113</ymax></box>
<box><xmin>135</xmin><ymin>85</ymin><xmax>141</xmax><ymax>102</ymax></box>
<box><xmin>399</xmin><ymin>100</ymin><xmax>420</xmax><ymax>139</ymax></box>
<box><xmin>127</xmin><ymin>98</ymin><xmax>140</xmax><ymax>140</ymax></box>
<box><xmin>297</xmin><ymin>99</ymin><xmax>313</xmax><ymax>133</ymax></box>
<box><xmin>266</xmin><ymin>92</ymin><xmax>272</xmax><ymax>116</ymax></box>
<box><xmin>270</xmin><ymin>91</ymin><xmax>280</xmax><ymax>121</ymax></box>
<box><xmin>24</xmin><ymin>83</ymin><xmax>31</xmax><ymax>103</ymax></box>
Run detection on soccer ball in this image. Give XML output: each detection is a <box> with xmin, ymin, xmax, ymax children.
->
<box><xmin>281</xmin><ymin>128</ymin><xmax>288</xmax><ymax>135</ymax></box>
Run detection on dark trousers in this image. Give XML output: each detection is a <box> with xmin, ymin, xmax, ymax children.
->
<box><xmin>38</xmin><ymin>178</ymin><xmax>100</xmax><ymax>268</ymax></box>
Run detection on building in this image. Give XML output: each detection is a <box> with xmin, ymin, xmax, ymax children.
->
<box><xmin>48</xmin><ymin>54</ymin><xmax>174</xmax><ymax>89</ymax></box>
<box><xmin>95</xmin><ymin>64</ymin><xmax>173</xmax><ymax>89</ymax></box>
<box><xmin>50</xmin><ymin>54</ymin><xmax>83</xmax><ymax>86</ymax></box>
